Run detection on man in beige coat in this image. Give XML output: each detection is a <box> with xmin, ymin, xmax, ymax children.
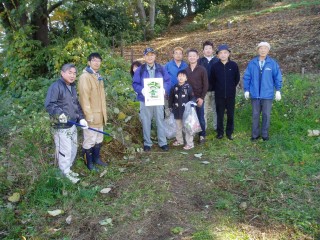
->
<box><xmin>78</xmin><ymin>52</ymin><xmax>108</xmax><ymax>170</ymax></box>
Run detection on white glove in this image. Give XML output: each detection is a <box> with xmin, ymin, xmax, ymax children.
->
<box><xmin>59</xmin><ymin>113</ymin><xmax>67</xmax><ymax>123</ymax></box>
<box><xmin>244</xmin><ymin>91</ymin><xmax>250</xmax><ymax>100</ymax></box>
<box><xmin>79</xmin><ymin>119</ymin><xmax>89</xmax><ymax>129</ymax></box>
<box><xmin>141</xmin><ymin>88</ymin><xmax>146</xmax><ymax>96</ymax></box>
<box><xmin>162</xmin><ymin>88</ymin><xmax>166</xmax><ymax>95</ymax></box>
<box><xmin>275</xmin><ymin>91</ymin><xmax>281</xmax><ymax>101</ymax></box>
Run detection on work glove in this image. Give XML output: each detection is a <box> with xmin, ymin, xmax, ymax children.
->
<box><xmin>244</xmin><ymin>91</ymin><xmax>250</xmax><ymax>100</ymax></box>
<box><xmin>275</xmin><ymin>91</ymin><xmax>281</xmax><ymax>101</ymax></box>
<box><xmin>59</xmin><ymin>113</ymin><xmax>67</xmax><ymax>123</ymax></box>
<box><xmin>79</xmin><ymin>119</ymin><xmax>89</xmax><ymax>129</ymax></box>
<box><xmin>141</xmin><ymin>88</ymin><xmax>146</xmax><ymax>96</ymax></box>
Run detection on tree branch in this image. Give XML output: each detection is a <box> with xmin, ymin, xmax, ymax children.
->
<box><xmin>48</xmin><ymin>0</ymin><xmax>65</xmax><ymax>14</ymax></box>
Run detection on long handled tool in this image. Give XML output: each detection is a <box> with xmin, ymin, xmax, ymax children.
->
<box><xmin>68</xmin><ymin>120</ymin><xmax>111</xmax><ymax>136</ymax></box>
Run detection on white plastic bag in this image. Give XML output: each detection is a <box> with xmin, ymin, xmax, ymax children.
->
<box><xmin>164</xmin><ymin>113</ymin><xmax>176</xmax><ymax>139</ymax></box>
<box><xmin>182</xmin><ymin>101</ymin><xmax>201</xmax><ymax>136</ymax></box>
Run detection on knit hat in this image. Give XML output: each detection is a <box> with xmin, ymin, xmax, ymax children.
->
<box><xmin>257</xmin><ymin>42</ymin><xmax>271</xmax><ymax>50</ymax></box>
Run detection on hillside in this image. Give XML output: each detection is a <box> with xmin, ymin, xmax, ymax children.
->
<box><xmin>124</xmin><ymin>2</ymin><xmax>320</xmax><ymax>74</ymax></box>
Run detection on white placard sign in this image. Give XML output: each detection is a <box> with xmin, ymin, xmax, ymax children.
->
<box><xmin>144</xmin><ymin>78</ymin><xmax>164</xmax><ymax>106</ymax></box>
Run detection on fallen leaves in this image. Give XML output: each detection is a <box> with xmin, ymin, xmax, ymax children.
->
<box><xmin>8</xmin><ymin>192</ymin><xmax>20</xmax><ymax>203</ymax></box>
<box><xmin>48</xmin><ymin>209</ymin><xmax>64</xmax><ymax>217</ymax></box>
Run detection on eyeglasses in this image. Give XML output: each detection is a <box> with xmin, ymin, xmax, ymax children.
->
<box><xmin>91</xmin><ymin>59</ymin><xmax>102</xmax><ymax>63</ymax></box>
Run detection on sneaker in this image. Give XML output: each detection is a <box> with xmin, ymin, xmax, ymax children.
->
<box><xmin>199</xmin><ymin>136</ymin><xmax>206</xmax><ymax>144</ymax></box>
<box><xmin>183</xmin><ymin>144</ymin><xmax>194</xmax><ymax>150</ymax></box>
<box><xmin>69</xmin><ymin>170</ymin><xmax>79</xmax><ymax>177</ymax></box>
<box><xmin>144</xmin><ymin>145</ymin><xmax>151</xmax><ymax>152</ymax></box>
<box><xmin>65</xmin><ymin>173</ymin><xmax>80</xmax><ymax>184</ymax></box>
<box><xmin>173</xmin><ymin>141</ymin><xmax>183</xmax><ymax>146</ymax></box>
<box><xmin>160</xmin><ymin>145</ymin><xmax>169</xmax><ymax>151</ymax></box>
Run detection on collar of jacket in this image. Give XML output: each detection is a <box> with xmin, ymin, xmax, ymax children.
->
<box><xmin>85</xmin><ymin>66</ymin><xmax>104</xmax><ymax>81</ymax></box>
<box><xmin>59</xmin><ymin>78</ymin><xmax>75</xmax><ymax>87</ymax></box>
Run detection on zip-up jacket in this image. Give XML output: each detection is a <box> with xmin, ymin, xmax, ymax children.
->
<box><xmin>210</xmin><ymin>60</ymin><xmax>240</xmax><ymax>98</ymax></box>
<box><xmin>132</xmin><ymin>63</ymin><xmax>171</xmax><ymax>102</ymax></box>
<box><xmin>165</xmin><ymin>60</ymin><xmax>188</xmax><ymax>89</ymax></box>
<box><xmin>243</xmin><ymin>56</ymin><xmax>282</xmax><ymax>99</ymax></box>
<box><xmin>169</xmin><ymin>82</ymin><xmax>196</xmax><ymax>119</ymax></box>
<box><xmin>45</xmin><ymin>78</ymin><xmax>84</xmax><ymax>129</ymax></box>
<box><xmin>198</xmin><ymin>56</ymin><xmax>219</xmax><ymax>91</ymax></box>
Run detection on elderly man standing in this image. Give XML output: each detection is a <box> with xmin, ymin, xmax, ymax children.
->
<box><xmin>78</xmin><ymin>52</ymin><xmax>108</xmax><ymax>171</ymax></box>
<box><xmin>45</xmin><ymin>63</ymin><xmax>88</xmax><ymax>183</ymax></box>
<box><xmin>132</xmin><ymin>47</ymin><xmax>171</xmax><ymax>152</ymax></box>
<box><xmin>243</xmin><ymin>42</ymin><xmax>282</xmax><ymax>141</ymax></box>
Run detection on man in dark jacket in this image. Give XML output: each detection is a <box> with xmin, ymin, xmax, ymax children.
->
<box><xmin>186</xmin><ymin>49</ymin><xmax>208</xmax><ymax>143</ymax></box>
<box><xmin>198</xmin><ymin>40</ymin><xmax>219</xmax><ymax>131</ymax></box>
<box><xmin>45</xmin><ymin>63</ymin><xmax>88</xmax><ymax>183</ymax></box>
<box><xmin>210</xmin><ymin>45</ymin><xmax>240</xmax><ymax>140</ymax></box>
<box><xmin>132</xmin><ymin>47</ymin><xmax>171</xmax><ymax>152</ymax></box>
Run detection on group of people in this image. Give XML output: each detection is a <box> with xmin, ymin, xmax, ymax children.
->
<box><xmin>131</xmin><ymin>41</ymin><xmax>282</xmax><ymax>152</ymax></box>
<box><xmin>45</xmin><ymin>40</ymin><xmax>282</xmax><ymax>184</ymax></box>
<box><xmin>45</xmin><ymin>53</ymin><xmax>108</xmax><ymax>183</ymax></box>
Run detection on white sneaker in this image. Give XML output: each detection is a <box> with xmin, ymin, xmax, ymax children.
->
<box><xmin>69</xmin><ymin>170</ymin><xmax>79</xmax><ymax>177</ymax></box>
<box><xmin>65</xmin><ymin>173</ymin><xmax>80</xmax><ymax>184</ymax></box>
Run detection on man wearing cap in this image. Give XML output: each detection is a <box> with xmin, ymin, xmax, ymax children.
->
<box><xmin>243</xmin><ymin>42</ymin><xmax>282</xmax><ymax>141</ymax></box>
<box><xmin>132</xmin><ymin>47</ymin><xmax>171</xmax><ymax>152</ymax></box>
<box><xmin>198</xmin><ymin>40</ymin><xmax>219</xmax><ymax>131</ymax></box>
<box><xmin>210</xmin><ymin>44</ymin><xmax>240</xmax><ymax>140</ymax></box>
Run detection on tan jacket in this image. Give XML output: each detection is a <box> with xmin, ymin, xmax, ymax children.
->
<box><xmin>78</xmin><ymin>69</ymin><xmax>107</xmax><ymax>128</ymax></box>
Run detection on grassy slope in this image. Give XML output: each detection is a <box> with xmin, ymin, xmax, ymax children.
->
<box><xmin>1</xmin><ymin>3</ymin><xmax>320</xmax><ymax>240</ymax></box>
<box><xmin>1</xmin><ymin>78</ymin><xmax>319</xmax><ymax>240</ymax></box>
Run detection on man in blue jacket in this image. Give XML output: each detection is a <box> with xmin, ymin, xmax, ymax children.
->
<box><xmin>132</xmin><ymin>48</ymin><xmax>171</xmax><ymax>152</ymax></box>
<box><xmin>210</xmin><ymin>44</ymin><xmax>240</xmax><ymax>140</ymax></box>
<box><xmin>165</xmin><ymin>46</ymin><xmax>188</xmax><ymax>90</ymax></box>
<box><xmin>243</xmin><ymin>42</ymin><xmax>282</xmax><ymax>141</ymax></box>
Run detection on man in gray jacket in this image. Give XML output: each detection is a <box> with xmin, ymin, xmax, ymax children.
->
<box><xmin>45</xmin><ymin>63</ymin><xmax>88</xmax><ymax>183</ymax></box>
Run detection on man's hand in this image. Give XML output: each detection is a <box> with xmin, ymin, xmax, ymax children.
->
<box><xmin>79</xmin><ymin>119</ymin><xmax>89</xmax><ymax>129</ymax></box>
<box><xmin>244</xmin><ymin>91</ymin><xmax>250</xmax><ymax>100</ymax></box>
<box><xmin>196</xmin><ymin>98</ymin><xmax>204</xmax><ymax>107</ymax></box>
<box><xmin>275</xmin><ymin>91</ymin><xmax>281</xmax><ymax>101</ymax></box>
<box><xmin>141</xmin><ymin>88</ymin><xmax>146</xmax><ymax>96</ymax></box>
<box><xmin>59</xmin><ymin>113</ymin><xmax>67</xmax><ymax>123</ymax></box>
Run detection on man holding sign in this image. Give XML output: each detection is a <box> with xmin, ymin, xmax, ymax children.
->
<box><xmin>132</xmin><ymin>48</ymin><xmax>171</xmax><ymax>152</ymax></box>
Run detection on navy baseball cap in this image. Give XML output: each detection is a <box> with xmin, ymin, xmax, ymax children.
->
<box><xmin>144</xmin><ymin>47</ymin><xmax>156</xmax><ymax>55</ymax></box>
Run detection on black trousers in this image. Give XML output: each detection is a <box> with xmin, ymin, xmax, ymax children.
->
<box><xmin>215</xmin><ymin>97</ymin><xmax>235</xmax><ymax>136</ymax></box>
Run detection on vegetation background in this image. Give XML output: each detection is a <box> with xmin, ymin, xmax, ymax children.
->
<box><xmin>0</xmin><ymin>0</ymin><xmax>319</xmax><ymax>239</ymax></box>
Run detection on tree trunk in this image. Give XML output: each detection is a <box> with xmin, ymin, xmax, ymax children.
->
<box><xmin>186</xmin><ymin>0</ymin><xmax>192</xmax><ymax>16</ymax></box>
<box><xmin>0</xmin><ymin>1</ymin><xmax>28</xmax><ymax>32</ymax></box>
<box><xmin>137</xmin><ymin>0</ymin><xmax>147</xmax><ymax>26</ymax></box>
<box><xmin>148</xmin><ymin>0</ymin><xmax>156</xmax><ymax>39</ymax></box>
<box><xmin>30</xmin><ymin>0</ymin><xmax>49</xmax><ymax>46</ymax></box>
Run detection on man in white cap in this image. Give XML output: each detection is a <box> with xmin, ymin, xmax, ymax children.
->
<box><xmin>243</xmin><ymin>42</ymin><xmax>282</xmax><ymax>141</ymax></box>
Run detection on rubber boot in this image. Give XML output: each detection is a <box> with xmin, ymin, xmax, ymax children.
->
<box><xmin>83</xmin><ymin>148</ymin><xmax>98</xmax><ymax>171</ymax></box>
<box><xmin>92</xmin><ymin>143</ymin><xmax>108</xmax><ymax>167</ymax></box>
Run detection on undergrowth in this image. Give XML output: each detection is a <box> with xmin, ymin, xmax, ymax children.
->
<box><xmin>0</xmin><ymin>73</ymin><xmax>319</xmax><ymax>239</ymax></box>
